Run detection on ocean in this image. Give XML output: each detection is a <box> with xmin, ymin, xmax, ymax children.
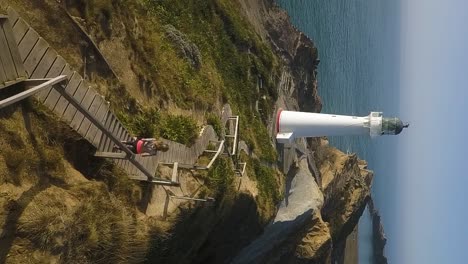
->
<box><xmin>276</xmin><ymin>0</ymin><xmax>401</xmax><ymax>263</ymax></box>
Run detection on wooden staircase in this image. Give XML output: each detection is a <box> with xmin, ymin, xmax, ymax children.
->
<box><xmin>0</xmin><ymin>7</ymin><xmax>227</xmax><ymax>185</ymax></box>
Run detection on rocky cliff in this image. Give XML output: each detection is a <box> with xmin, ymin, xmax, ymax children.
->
<box><xmin>237</xmin><ymin>0</ymin><xmax>321</xmax><ymax>114</ymax></box>
<box><xmin>235</xmin><ymin>1</ymin><xmax>374</xmax><ymax>263</ymax></box>
<box><xmin>369</xmin><ymin>198</ymin><xmax>389</xmax><ymax>264</ymax></box>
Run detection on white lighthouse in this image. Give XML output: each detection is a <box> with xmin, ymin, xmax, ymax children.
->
<box><xmin>276</xmin><ymin>109</ymin><xmax>409</xmax><ymax>144</ymax></box>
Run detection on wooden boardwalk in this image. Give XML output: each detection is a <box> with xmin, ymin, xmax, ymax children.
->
<box><xmin>3</xmin><ymin>6</ymin><xmax>221</xmax><ymax>182</ymax></box>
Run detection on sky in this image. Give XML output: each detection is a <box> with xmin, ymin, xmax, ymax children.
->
<box><xmin>396</xmin><ymin>0</ymin><xmax>468</xmax><ymax>263</ymax></box>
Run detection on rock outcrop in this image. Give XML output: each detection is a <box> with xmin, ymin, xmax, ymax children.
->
<box><xmin>232</xmin><ymin>157</ymin><xmax>324</xmax><ymax>263</ymax></box>
<box><xmin>237</xmin><ymin>0</ymin><xmax>322</xmax><ymax>113</ymax></box>
<box><xmin>369</xmin><ymin>198</ymin><xmax>389</xmax><ymax>264</ymax></box>
<box><xmin>234</xmin><ymin>139</ymin><xmax>373</xmax><ymax>263</ymax></box>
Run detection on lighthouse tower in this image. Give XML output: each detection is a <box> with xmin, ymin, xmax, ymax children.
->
<box><xmin>276</xmin><ymin>109</ymin><xmax>409</xmax><ymax>144</ymax></box>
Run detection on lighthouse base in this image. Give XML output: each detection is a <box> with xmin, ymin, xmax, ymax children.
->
<box><xmin>276</xmin><ymin>132</ymin><xmax>294</xmax><ymax>144</ymax></box>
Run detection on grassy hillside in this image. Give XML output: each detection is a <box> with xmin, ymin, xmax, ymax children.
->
<box><xmin>1</xmin><ymin>0</ymin><xmax>284</xmax><ymax>262</ymax></box>
<box><xmin>72</xmin><ymin>0</ymin><xmax>280</xmax><ymax>161</ymax></box>
<box><xmin>0</xmin><ymin>101</ymin><xmax>152</xmax><ymax>263</ymax></box>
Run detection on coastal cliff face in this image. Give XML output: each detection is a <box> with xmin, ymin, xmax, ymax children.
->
<box><xmin>238</xmin><ymin>0</ymin><xmax>321</xmax><ymax>113</ymax></box>
<box><xmin>236</xmin><ymin>1</ymin><xmax>373</xmax><ymax>263</ymax></box>
<box><xmin>314</xmin><ymin>140</ymin><xmax>373</xmax><ymax>263</ymax></box>
<box><xmin>369</xmin><ymin>198</ymin><xmax>389</xmax><ymax>264</ymax></box>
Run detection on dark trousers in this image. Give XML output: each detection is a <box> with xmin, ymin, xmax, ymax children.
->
<box><xmin>115</xmin><ymin>140</ymin><xmax>138</xmax><ymax>153</ymax></box>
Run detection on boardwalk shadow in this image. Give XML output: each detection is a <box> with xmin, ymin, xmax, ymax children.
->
<box><xmin>0</xmin><ymin>104</ymin><xmax>67</xmax><ymax>262</ymax></box>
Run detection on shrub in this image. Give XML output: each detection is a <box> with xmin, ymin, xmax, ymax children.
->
<box><xmin>206</xmin><ymin>113</ymin><xmax>222</xmax><ymax>137</ymax></box>
<box><xmin>160</xmin><ymin>114</ymin><xmax>199</xmax><ymax>145</ymax></box>
<box><xmin>206</xmin><ymin>157</ymin><xmax>234</xmax><ymax>199</ymax></box>
<box><xmin>117</xmin><ymin>108</ymin><xmax>161</xmax><ymax>138</ymax></box>
<box><xmin>252</xmin><ymin>158</ymin><xmax>281</xmax><ymax>205</ymax></box>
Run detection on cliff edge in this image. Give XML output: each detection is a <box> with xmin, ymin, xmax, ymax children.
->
<box><xmin>235</xmin><ymin>1</ymin><xmax>373</xmax><ymax>263</ymax></box>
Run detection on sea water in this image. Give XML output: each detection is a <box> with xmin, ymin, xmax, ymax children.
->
<box><xmin>276</xmin><ymin>0</ymin><xmax>401</xmax><ymax>263</ymax></box>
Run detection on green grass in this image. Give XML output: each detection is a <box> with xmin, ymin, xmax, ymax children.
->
<box><xmin>18</xmin><ymin>183</ymin><xmax>147</xmax><ymax>263</ymax></box>
<box><xmin>241</xmin><ymin>152</ymin><xmax>283</xmax><ymax>221</ymax></box>
<box><xmin>160</xmin><ymin>114</ymin><xmax>199</xmax><ymax>145</ymax></box>
<box><xmin>99</xmin><ymin>0</ymin><xmax>280</xmax><ymax>161</ymax></box>
<box><xmin>115</xmin><ymin>105</ymin><xmax>199</xmax><ymax>145</ymax></box>
<box><xmin>206</xmin><ymin>157</ymin><xmax>235</xmax><ymax>200</ymax></box>
<box><xmin>206</xmin><ymin>113</ymin><xmax>223</xmax><ymax>137</ymax></box>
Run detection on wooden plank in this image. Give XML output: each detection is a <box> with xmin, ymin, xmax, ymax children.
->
<box><xmin>148</xmin><ymin>157</ymin><xmax>156</xmax><ymax>174</ymax></box>
<box><xmin>139</xmin><ymin>157</ymin><xmax>149</xmax><ymax>178</ymax></box>
<box><xmin>63</xmin><ymin>80</ymin><xmax>87</xmax><ymax>123</ymax></box>
<box><xmin>73</xmin><ymin>86</ymin><xmax>94</xmax><ymax>133</ymax></box>
<box><xmin>0</xmin><ymin>48</ymin><xmax>6</xmax><ymax>85</ymax></box>
<box><xmin>53</xmin><ymin>71</ymin><xmax>81</xmax><ymax>117</ymax></box>
<box><xmin>2</xmin><ymin>18</ymin><xmax>26</xmax><ymax>78</ymax></box>
<box><xmin>93</xmin><ymin>110</ymin><xmax>109</xmax><ymax>148</ymax></box>
<box><xmin>133</xmin><ymin>158</ymin><xmax>141</xmax><ymax>176</ymax></box>
<box><xmin>171</xmin><ymin>162</ymin><xmax>178</xmax><ymax>182</ymax></box>
<box><xmin>185</xmin><ymin>148</ymin><xmax>191</xmax><ymax>164</ymax></box>
<box><xmin>110</xmin><ymin>117</ymin><xmax>121</xmax><ymax>138</ymax></box>
<box><xmin>94</xmin><ymin>152</ymin><xmax>127</xmax><ymax>159</ymax></box>
<box><xmin>31</xmin><ymin>48</ymin><xmax>56</xmax><ymax>78</ymax></box>
<box><xmin>115</xmin><ymin>126</ymin><xmax>123</xmax><ymax>144</ymax></box>
<box><xmin>79</xmin><ymin>92</ymin><xmax>99</xmax><ymax>139</ymax></box>
<box><xmin>121</xmin><ymin>160</ymin><xmax>130</xmax><ymax>174</ymax></box>
<box><xmin>117</xmin><ymin>158</ymin><xmax>125</xmax><ymax>170</ymax></box>
<box><xmin>107</xmin><ymin>116</ymin><xmax>121</xmax><ymax>151</ymax></box>
<box><xmin>6</xmin><ymin>7</ymin><xmax>19</xmax><ymax>25</ymax></box>
<box><xmin>84</xmin><ymin>95</ymin><xmax>104</xmax><ymax>141</ymax></box>
<box><xmin>0</xmin><ymin>75</ymin><xmax>66</xmax><ymax>109</ymax></box>
<box><xmin>37</xmin><ymin>55</ymin><xmax>64</xmax><ymax>101</ymax></box>
<box><xmin>23</xmin><ymin>37</ymin><xmax>49</xmax><ymax>76</ymax></box>
<box><xmin>127</xmin><ymin>162</ymin><xmax>136</xmax><ymax>177</ymax></box>
<box><xmin>44</xmin><ymin>63</ymin><xmax>71</xmax><ymax>108</ymax></box>
<box><xmin>33</xmin><ymin>49</ymin><xmax>57</xmax><ymax>100</ymax></box>
<box><xmin>102</xmin><ymin>115</ymin><xmax>117</xmax><ymax>152</ymax></box>
<box><xmin>0</xmin><ymin>22</ymin><xmax>17</xmax><ymax>81</ymax></box>
<box><xmin>132</xmin><ymin>155</ymin><xmax>143</xmax><ymax>176</ymax></box>
<box><xmin>11</xmin><ymin>18</ymin><xmax>28</xmax><ymax>45</ymax></box>
<box><xmin>92</xmin><ymin>108</ymin><xmax>110</xmax><ymax>147</ymax></box>
<box><xmin>17</xmin><ymin>27</ymin><xmax>39</xmax><ymax>62</ymax></box>
<box><xmin>143</xmin><ymin>157</ymin><xmax>152</xmax><ymax>173</ymax></box>
<box><xmin>116</xmin><ymin>125</ymin><xmax>124</xmax><ymax>140</ymax></box>
<box><xmin>98</xmin><ymin>112</ymin><xmax>113</xmax><ymax>150</ymax></box>
<box><xmin>121</xmin><ymin>127</ymin><xmax>130</xmax><ymax>141</ymax></box>
<box><xmin>101</xmin><ymin>114</ymin><xmax>116</xmax><ymax>150</ymax></box>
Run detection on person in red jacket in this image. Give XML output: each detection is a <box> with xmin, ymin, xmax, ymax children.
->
<box><xmin>113</xmin><ymin>137</ymin><xmax>169</xmax><ymax>156</ymax></box>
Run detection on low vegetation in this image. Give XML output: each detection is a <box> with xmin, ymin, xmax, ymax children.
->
<box><xmin>241</xmin><ymin>152</ymin><xmax>283</xmax><ymax>221</ymax></box>
<box><xmin>0</xmin><ymin>105</ymin><xmax>155</xmax><ymax>263</ymax></box>
<box><xmin>71</xmin><ymin>0</ymin><xmax>280</xmax><ymax>160</ymax></box>
<box><xmin>206</xmin><ymin>113</ymin><xmax>223</xmax><ymax>137</ymax></box>
<box><xmin>2</xmin><ymin>0</ymin><xmax>287</xmax><ymax>262</ymax></box>
<box><xmin>205</xmin><ymin>157</ymin><xmax>235</xmax><ymax>200</ymax></box>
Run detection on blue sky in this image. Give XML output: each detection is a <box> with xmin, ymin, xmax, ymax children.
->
<box><xmin>396</xmin><ymin>0</ymin><xmax>468</xmax><ymax>263</ymax></box>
